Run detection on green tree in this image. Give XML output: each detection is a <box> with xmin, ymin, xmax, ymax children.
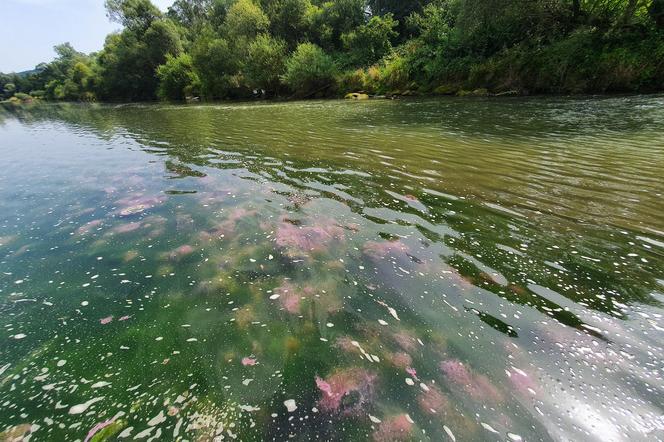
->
<box><xmin>224</xmin><ymin>0</ymin><xmax>270</xmax><ymax>39</ymax></box>
<box><xmin>144</xmin><ymin>19</ymin><xmax>184</xmax><ymax>66</ymax></box>
<box><xmin>167</xmin><ymin>0</ymin><xmax>214</xmax><ymax>29</ymax></box>
<box><xmin>97</xmin><ymin>14</ymin><xmax>183</xmax><ymax>100</ymax></box>
<box><xmin>3</xmin><ymin>82</ymin><xmax>16</xmax><ymax>99</ymax></box>
<box><xmin>157</xmin><ymin>53</ymin><xmax>200</xmax><ymax>100</ymax></box>
<box><xmin>282</xmin><ymin>42</ymin><xmax>337</xmax><ymax>97</ymax></box>
<box><xmin>244</xmin><ymin>33</ymin><xmax>288</xmax><ymax>93</ymax></box>
<box><xmin>308</xmin><ymin>0</ymin><xmax>365</xmax><ymax>51</ymax></box>
<box><xmin>262</xmin><ymin>0</ymin><xmax>315</xmax><ymax>47</ymax></box>
<box><xmin>651</xmin><ymin>0</ymin><xmax>664</xmax><ymax>28</ymax></box>
<box><xmin>191</xmin><ymin>28</ymin><xmax>240</xmax><ymax>98</ymax></box>
<box><xmin>368</xmin><ymin>0</ymin><xmax>426</xmax><ymax>38</ymax></box>
<box><xmin>105</xmin><ymin>0</ymin><xmax>162</xmax><ymax>31</ymax></box>
<box><xmin>342</xmin><ymin>13</ymin><xmax>398</xmax><ymax>66</ymax></box>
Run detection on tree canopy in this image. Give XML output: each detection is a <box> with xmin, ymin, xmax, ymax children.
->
<box><xmin>2</xmin><ymin>0</ymin><xmax>663</xmax><ymax>103</ymax></box>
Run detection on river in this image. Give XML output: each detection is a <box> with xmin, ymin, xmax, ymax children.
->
<box><xmin>0</xmin><ymin>96</ymin><xmax>663</xmax><ymax>441</ymax></box>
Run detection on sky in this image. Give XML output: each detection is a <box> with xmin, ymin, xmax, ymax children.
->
<box><xmin>0</xmin><ymin>0</ymin><xmax>174</xmax><ymax>73</ymax></box>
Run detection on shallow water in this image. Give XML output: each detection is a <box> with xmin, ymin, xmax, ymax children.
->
<box><xmin>0</xmin><ymin>97</ymin><xmax>663</xmax><ymax>441</ymax></box>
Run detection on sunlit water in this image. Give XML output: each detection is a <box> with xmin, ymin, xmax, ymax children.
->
<box><xmin>0</xmin><ymin>97</ymin><xmax>663</xmax><ymax>441</ymax></box>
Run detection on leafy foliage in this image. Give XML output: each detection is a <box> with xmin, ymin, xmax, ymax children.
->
<box><xmin>283</xmin><ymin>42</ymin><xmax>337</xmax><ymax>97</ymax></box>
<box><xmin>2</xmin><ymin>0</ymin><xmax>663</xmax><ymax>102</ymax></box>
<box><xmin>157</xmin><ymin>53</ymin><xmax>200</xmax><ymax>100</ymax></box>
<box><xmin>244</xmin><ymin>34</ymin><xmax>288</xmax><ymax>93</ymax></box>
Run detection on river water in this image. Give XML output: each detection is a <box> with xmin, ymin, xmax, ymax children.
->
<box><xmin>0</xmin><ymin>97</ymin><xmax>663</xmax><ymax>441</ymax></box>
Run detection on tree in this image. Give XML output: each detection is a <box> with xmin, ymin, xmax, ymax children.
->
<box><xmin>3</xmin><ymin>82</ymin><xmax>16</xmax><ymax>98</ymax></box>
<box><xmin>282</xmin><ymin>42</ymin><xmax>337</xmax><ymax>97</ymax></box>
<box><xmin>308</xmin><ymin>0</ymin><xmax>365</xmax><ymax>51</ymax></box>
<box><xmin>97</xmin><ymin>18</ymin><xmax>183</xmax><ymax>101</ymax></box>
<box><xmin>244</xmin><ymin>33</ymin><xmax>288</xmax><ymax>93</ymax></box>
<box><xmin>368</xmin><ymin>0</ymin><xmax>426</xmax><ymax>20</ymax></box>
<box><xmin>367</xmin><ymin>0</ymin><xmax>427</xmax><ymax>37</ymax></box>
<box><xmin>62</xmin><ymin>61</ymin><xmax>96</xmax><ymax>100</ymax></box>
<box><xmin>262</xmin><ymin>0</ymin><xmax>315</xmax><ymax>47</ymax></box>
<box><xmin>651</xmin><ymin>0</ymin><xmax>664</xmax><ymax>28</ymax></box>
<box><xmin>167</xmin><ymin>0</ymin><xmax>214</xmax><ymax>29</ymax></box>
<box><xmin>191</xmin><ymin>28</ymin><xmax>239</xmax><ymax>98</ymax></box>
<box><xmin>144</xmin><ymin>19</ymin><xmax>184</xmax><ymax>66</ymax></box>
<box><xmin>105</xmin><ymin>0</ymin><xmax>162</xmax><ymax>32</ymax></box>
<box><xmin>157</xmin><ymin>53</ymin><xmax>200</xmax><ymax>100</ymax></box>
<box><xmin>224</xmin><ymin>0</ymin><xmax>270</xmax><ymax>39</ymax></box>
<box><xmin>342</xmin><ymin>13</ymin><xmax>398</xmax><ymax>66</ymax></box>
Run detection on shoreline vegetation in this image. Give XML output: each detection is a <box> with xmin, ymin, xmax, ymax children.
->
<box><xmin>2</xmin><ymin>0</ymin><xmax>664</xmax><ymax>105</ymax></box>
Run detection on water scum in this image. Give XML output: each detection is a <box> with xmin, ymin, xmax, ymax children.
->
<box><xmin>1</xmin><ymin>98</ymin><xmax>664</xmax><ymax>441</ymax></box>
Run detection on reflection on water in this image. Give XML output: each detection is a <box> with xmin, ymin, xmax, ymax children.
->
<box><xmin>0</xmin><ymin>97</ymin><xmax>663</xmax><ymax>441</ymax></box>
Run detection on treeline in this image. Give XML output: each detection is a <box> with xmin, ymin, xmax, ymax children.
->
<box><xmin>2</xmin><ymin>0</ymin><xmax>664</xmax><ymax>103</ymax></box>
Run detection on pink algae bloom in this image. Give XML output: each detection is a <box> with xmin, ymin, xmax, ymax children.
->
<box><xmin>392</xmin><ymin>331</ymin><xmax>418</xmax><ymax>353</ymax></box>
<box><xmin>388</xmin><ymin>352</ymin><xmax>412</xmax><ymax>369</ymax></box>
<box><xmin>440</xmin><ymin>359</ymin><xmax>503</xmax><ymax>402</ymax></box>
<box><xmin>316</xmin><ymin>368</ymin><xmax>377</xmax><ymax>415</ymax></box>
<box><xmin>169</xmin><ymin>245</ymin><xmax>195</xmax><ymax>260</ymax></box>
<box><xmin>112</xmin><ymin>222</ymin><xmax>142</xmax><ymax>234</ymax></box>
<box><xmin>228</xmin><ymin>207</ymin><xmax>256</xmax><ymax>222</ymax></box>
<box><xmin>115</xmin><ymin>195</ymin><xmax>165</xmax><ymax>216</ymax></box>
<box><xmin>100</xmin><ymin>316</ymin><xmax>113</xmax><ymax>325</ymax></box>
<box><xmin>203</xmin><ymin>208</ymin><xmax>257</xmax><ymax>240</ymax></box>
<box><xmin>334</xmin><ymin>337</ymin><xmax>362</xmax><ymax>355</ymax></box>
<box><xmin>362</xmin><ymin>240</ymin><xmax>409</xmax><ymax>260</ymax></box>
<box><xmin>508</xmin><ymin>368</ymin><xmax>538</xmax><ymax>396</ymax></box>
<box><xmin>77</xmin><ymin>219</ymin><xmax>103</xmax><ymax>235</ymax></box>
<box><xmin>274</xmin><ymin>282</ymin><xmax>305</xmax><ymax>314</ymax></box>
<box><xmin>418</xmin><ymin>385</ymin><xmax>449</xmax><ymax>415</ymax></box>
<box><xmin>440</xmin><ymin>359</ymin><xmax>473</xmax><ymax>386</ymax></box>
<box><xmin>242</xmin><ymin>357</ymin><xmax>257</xmax><ymax>366</ymax></box>
<box><xmin>84</xmin><ymin>418</ymin><xmax>118</xmax><ymax>442</ymax></box>
<box><xmin>372</xmin><ymin>414</ymin><xmax>413</xmax><ymax>442</ymax></box>
<box><xmin>281</xmin><ymin>294</ymin><xmax>301</xmax><ymax>314</ymax></box>
<box><xmin>275</xmin><ymin>219</ymin><xmax>344</xmax><ymax>257</ymax></box>
<box><xmin>315</xmin><ymin>376</ymin><xmax>333</xmax><ymax>397</ymax></box>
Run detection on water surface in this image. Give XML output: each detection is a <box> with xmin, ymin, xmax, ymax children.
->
<box><xmin>1</xmin><ymin>97</ymin><xmax>663</xmax><ymax>441</ymax></box>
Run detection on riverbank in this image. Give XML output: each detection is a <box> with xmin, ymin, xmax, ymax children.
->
<box><xmin>2</xmin><ymin>1</ymin><xmax>663</xmax><ymax>103</ymax></box>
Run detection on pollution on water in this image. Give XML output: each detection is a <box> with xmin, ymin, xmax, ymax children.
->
<box><xmin>0</xmin><ymin>97</ymin><xmax>663</xmax><ymax>441</ymax></box>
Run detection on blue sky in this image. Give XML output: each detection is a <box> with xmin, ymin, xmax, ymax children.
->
<box><xmin>0</xmin><ymin>0</ymin><xmax>174</xmax><ymax>73</ymax></box>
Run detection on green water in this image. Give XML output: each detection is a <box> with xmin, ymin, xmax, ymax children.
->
<box><xmin>0</xmin><ymin>97</ymin><xmax>663</xmax><ymax>441</ymax></box>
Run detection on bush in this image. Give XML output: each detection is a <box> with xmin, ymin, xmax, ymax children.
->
<box><xmin>336</xmin><ymin>69</ymin><xmax>369</xmax><ymax>94</ymax></box>
<box><xmin>157</xmin><ymin>53</ymin><xmax>200</xmax><ymax>100</ymax></box>
<box><xmin>341</xmin><ymin>13</ymin><xmax>398</xmax><ymax>66</ymax></box>
<box><xmin>282</xmin><ymin>43</ymin><xmax>337</xmax><ymax>97</ymax></box>
<box><xmin>244</xmin><ymin>34</ymin><xmax>287</xmax><ymax>94</ymax></box>
<box><xmin>191</xmin><ymin>33</ymin><xmax>239</xmax><ymax>99</ymax></box>
<box><xmin>13</xmin><ymin>92</ymin><xmax>32</xmax><ymax>101</ymax></box>
<box><xmin>224</xmin><ymin>0</ymin><xmax>270</xmax><ymax>39</ymax></box>
<box><xmin>367</xmin><ymin>52</ymin><xmax>412</xmax><ymax>93</ymax></box>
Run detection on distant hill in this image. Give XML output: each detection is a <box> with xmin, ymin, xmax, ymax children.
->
<box><xmin>16</xmin><ymin>69</ymin><xmax>40</xmax><ymax>77</ymax></box>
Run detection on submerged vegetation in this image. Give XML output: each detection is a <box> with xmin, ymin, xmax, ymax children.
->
<box><xmin>1</xmin><ymin>97</ymin><xmax>663</xmax><ymax>440</ymax></box>
<box><xmin>2</xmin><ymin>0</ymin><xmax>664</xmax><ymax>102</ymax></box>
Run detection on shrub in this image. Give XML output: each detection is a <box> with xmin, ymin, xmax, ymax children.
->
<box><xmin>244</xmin><ymin>34</ymin><xmax>287</xmax><ymax>94</ymax></box>
<box><xmin>224</xmin><ymin>0</ymin><xmax>270</xmax><ymax>39</ymax></box>
<box><xmin>157</xmin><ymin>53</ymin><xmax>200</xmax><ymax>100</ymax></box>
<box><xmin>341</xmin><ymin>14</ymin><xmax>398</xmax><ymax>66</ymax></box>
<box><xmin>336</xmin><ymin>69</ymin><xmax>369</xmax><ymax>94</ymax></box>
<box><xmin>13</xmin><ymin>92</ymin><xmax>32</xmax><ymax>101</ymax></box>
<box><xmin>374</xmin><ymin>52</ymin><xmax>411</xmax><ymax>93</ymax></box>
<box><xmin>282</xmin><ymin>43</ymin><xmax>337</xmax><ymax>97</ymax></box>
